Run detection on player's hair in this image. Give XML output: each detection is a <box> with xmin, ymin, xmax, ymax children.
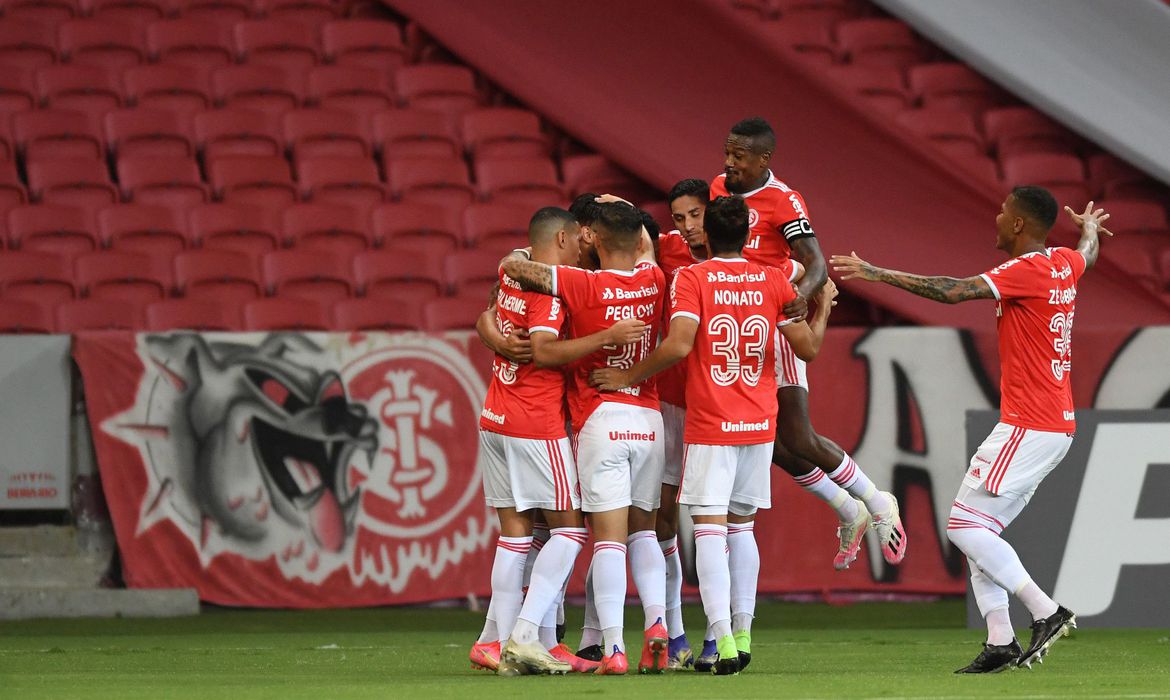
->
<box><xmin>640</xmin><ymin>209</ymin><xmax>660</xmax><ymax>242</ymax></box>
<box><xmin>729</xmin><ymin>117</ymin><xmax>776</xmax><ymax>154</ymax></box>
<box><xmin>592</xmin><ymin>201</ymin><xmax>644</xmax><ymax>253</ymax></box>
<box><xmin>667</xmin><ymin>178</ymin><xmax>709</xmax><ymax>206</ymax></box>
<box><xmin>704</xmin><ymin>195</ymin><xmax>750</xmax><ymax>254</ymax></box>
<box><xmin>1010</xmin><ymin>186</ymin><xmax>1058</xmax><ymax>231</ymax></box>
<box><xmin>528</xmin><ymin>206</ymin><xmax>576</xmax><ymax>245</ymax></box>
<box><xmin>569</xmin><ymin>192</ymin><xmax>602</xmax><ymax>227</ymax></box>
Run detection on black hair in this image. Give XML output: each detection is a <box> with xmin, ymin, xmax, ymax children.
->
<box><xmin>528</xmin><ymin>206</ymin><xmax>577</xmax><ymax>245</ymax></box>
<box><xmin>592</xmin><ymin>201</ymin><xmax>644</xmax><ymax>253</ymax></box>
<box><xmin>1010</xmin><ymin>186</ymin><xmax>1058</xmax><ymax>231</ymax></box>
<box><xmin>729</xmin><ymin>116</ymin><xmax>776</xmax><ymax>154</ymax></box>
<box><xmin>569</xmin><ymin>192</ymin><xmax>602</xmax><ymax>227</ymax></box>
<box><xmin>704</xmin><ymin>195</ymin><xmax>750</xmax><ymax>254</ymax></box>
<box><xmin>667</xmin><ymin>178</ymin><xmax>710</xmax><ymax>207</ymax></box>
<box><xmin>640</xmin><ymin>209</ymin><xmax>660</xmax><ymax>242</ymax></box>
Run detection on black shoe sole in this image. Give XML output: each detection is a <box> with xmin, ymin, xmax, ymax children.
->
<box><xmin>737</xmin><ymin>651</ymin><xmax>751</xmax><ymax>671</ymax></box>
<box><xmin>712</xmin><ymin>658</ymin><xmax>740</xmax><ymax>675</ymax></box>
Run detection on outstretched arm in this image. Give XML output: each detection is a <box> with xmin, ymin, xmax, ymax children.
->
<box><xmin>829</xmin><ymin>251</ymin><xmax>994</xmax><ymax>304</ymax></box>
<box><xmin>500</xmin><ymin>258</ymin><xmax>555</xmax><ymax>295</ymax></box>
<box><xmin>1063</xmin><ymin>201</ymin><xmax>1113</xmax><ymax>270</ymax></box>
<box><xmin>530</xmin><ymin>320</ymin><xmax>647</xmax><ymax>368</ymax></box>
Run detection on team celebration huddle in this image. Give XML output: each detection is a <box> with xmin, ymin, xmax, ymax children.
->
<box><xmin>469</xmin><ymin>117</ymin><xmax>1110</xmax><ymax>677</ymax></box>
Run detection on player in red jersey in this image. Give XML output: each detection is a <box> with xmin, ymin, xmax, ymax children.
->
<box><xmin>502</xmin><ymin>201</ymin><xmax>669</xmax><ymax>675</ymax></box>
<box><xmin>592</xmin><ymin>195</ymin><xmax>836</xmax><ymax>675</ymax></box>
<box><xmin>713</xmin><ymin>117</ymin><xmax>906</xmax><ymax>571</ymax></box>
<box><xmin>832</xmin><ymin>188</ymin><xmax>1111</xmax><ymax>673</ymax></box>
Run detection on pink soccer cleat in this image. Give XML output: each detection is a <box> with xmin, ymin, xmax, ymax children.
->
<box><xmin>638</xmin><ymin>619</ymin><xmax>669</xmax><ymax>674</ymax></box>
<box><xmin>549</xmin><ymin>643</ymin><xmax>601</xmax><ymax>673</ymax></box>
<box><xmin>872</xmin><ymin>491</ymin><xmax>908</xmax><ymax>565</ymax></box>
<box><xmin>595</xmin><ymin>646</ymin><xmax>629</xmax><ymax>675</ymax></box>
<box><xmin>469</xmin><ymin>640</ymin><xmax>500</xmax><ymax>671</ymax></box>
<box><xmin>834</xmin><ymin>499</ymin><xmax>871</xmax><ymax>570</ymax></box>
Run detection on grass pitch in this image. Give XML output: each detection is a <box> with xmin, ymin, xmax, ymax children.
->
<box><xmin>1</xmin><ymin>599</ymin><xmax>1167</xmax><ymax>699</ymax></box>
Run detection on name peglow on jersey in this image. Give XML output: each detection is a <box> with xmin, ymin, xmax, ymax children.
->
<box><xmin>671</xmin><ymin>257</ymin><xmax>797</xmax><ymax>445</ymax></box>
<box><xmin>657</xmin><ymin>230</ymin><xmax>702</xmax><ymax>408</ymax></box>
<box><xmin>710</xmin><ymin>170</ymin><xmax>815</xmax><ymax>268</ymax></box>
<box><xmin>479</xmin><ymin>268</ymin><xmax>569</xmax><ymax>439</ymax></box>
<box><xmin>978</xmin><ymin>247</ymin><xmax>1086</xmax><ymax>433</ymax></box>
<box><xmin>546</xmin><ymin>261</ymin><xmax>665</xmax><ymax>431</ymax></box>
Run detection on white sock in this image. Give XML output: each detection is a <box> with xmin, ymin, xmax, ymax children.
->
<box><xmin>660</xmin><ymin>536</ymin><xmax>685</xmax><ymax>638</ymax></box>
<box><xmin>627</xmin><ymin>530</ymin><xmax>666</xmax><ymax>630</ymax></box>
<box><xmin>828</xmin><ymin>453</ymin><xmax>891</xmax><ymax>515</ymax></box>
<box><xmin>727</xmin><ymin>522</ymin><xmax>758</xmax><ymax>635</ymax></box>
<box><xmin>580</xmin><ymin>561</ymin><xmax>602</xmax><ymax>650</ymax></box>
<box><xmin>523</xmin><ymin>524</ymin><xmax>550</xmax><ymax>589</ymax></box>
<box><xmin>694</xmin><ymin>524</ymin><xmax>732</xmax><ymax>641</ymax></box>
<box><xmin>793</xmin><ymin>469</ymin><xmax>859</xmax><ymax>521</ymax></box>
<box><xmin>592</xmin><ymin>541</ymin><xmax>628</xmax><ymax>654</ymax></box>
<box><xmin>542</xmin><ymin>579</ymin><xmax>568</xmax><ymax>649</ymax></box>
<box><xmin>477</xmin><ymin>603</ymin><xmax>498</xmax><ymax>644</ymax></box>
<box><xmin>487</xmin><ymin>535</ymin><xmax>532</xmax><ymax>642</ymax></box>
<box><xmin>985</xmin><ymin>606</ymin><xmax>1015</xmax><ymax>646</ymax></box>
<box><xmin>514</xmin><ymin>527</ymin><xmax>586</xmax><ymax>644</ymax></box>
<box><xmin>1016</xmin><ymin>581</ymin><xmax>1059</xmax><ymax>621</ymax></box>
<box><xmin>947</xmin><ymin>526</ymin><xmax>1039</xmax><ymax>605</ymax></box>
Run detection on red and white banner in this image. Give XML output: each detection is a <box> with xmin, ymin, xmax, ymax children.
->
<box><xmin>73</xmin><ymin>326</ymin><xmax>1170</xmax><ymax>607</ymax></box>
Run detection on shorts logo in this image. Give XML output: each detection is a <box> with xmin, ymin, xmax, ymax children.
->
<box><xmin>970</xmin><ymin>467</ymin><xmax>981</xmax><ymax>479</ymax></box>
<box><xmin>608</xmin><ymin>430</ymin><xmax>656</xmax><ymax>441</ymax></box>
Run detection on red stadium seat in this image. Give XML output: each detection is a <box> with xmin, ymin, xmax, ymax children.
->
<box><xmin>322</xmin><ymin>19</ymin><xmax>408</xmax><ymax>75</ymax></box>
<box><xmin>0</xmin><ymin>251</ymin><xmax>75</xmax><ymax>305</ymax></box>
<box><xmin>208</xmin><ymin>154</ymin><xmax>298</xmax><ymax>207</ymax></box>
<box><xmin>58</xmin><ymin>19</ymin><xmax>147</xmax><ymax>70</ymax></box>
<box><xmin>3</xmin><ymin>0</ymin><xmax>81</xmax><ymax>24</ymax></box>
<box><xmin>984</xmin><ymin>107</ymin><xmax>1078</xmax><ymax>158</ymax></box>
<box><xmin>13</xmin><ymin>110</ymin><xmax>104</xmax><ymax>161</ymax></box>
<box><xmin>306</xmin><ymin>66</ymin><xmax>394</xmax><ymax>120</ymax></box>
<box><xmin>1088</xmin><ymin>153</ymin><xmax>1160</xmax><ymax>201</ymax></box>
<box><xmin>174</xmin><ymin>248</ymin><xmax>262</xmax><ymax>302</ymax></box>
<box><xmin>731</xmin><ymin>0</ymin><xmax>774</xmax><ymax>20</ymax></box>
<box><xmin>462</xmin><ymin>108</ymin><xmax>548</xmax><ymax>159</ymax></box>
<box><xmin>0</xmin><ymin>121</ymin><xmax>12</xmax><ymax>164</ymax></box>
<box><xmin>372</xmin><ymin>109</ymin><xmax>460</xmax><ymax>160</ymax></box>
<box><xmin>946</xmin><ymin>153</ymin><xmax>1000</xmax><ymax>183</ymax></box>
<box><xmin>1159</xmin><ymin>249</ymin><xmax>1170</xmax><ymax>288</ymax></box>
<box><xmin>26</xmin><ymin>159</ymin><xmax>118</xmax><ymax>209</ymax></box>
<box><xmin>475</xmin><ymin>157</ymin><xmax>565</xmax><ymax>208</ymax></box>
<box><xmin>117</xmin><ymin>156</ymin><xmax>210</xmax><ymax>208</ymax></box>
<box><xmin>762</xmin><ymin>15</ymin><xmax>837</xmax><ymax>65</ymax></box>
<box><xmin>194</xmin><ymin>109</ymin><xmax>283</xmax><ymax>158</ymax></box>
<box><xmin>332</xmin><ymin>298</ymin><xmax>424</xmax><ymax>331</ymax></box>
<box><xmin>443</xmin><ymin>249</ymin><xmax>503</xmax><ymax>299</ymax></box>
<box><xmin>561</xmin><ymin>154</ymin><xmax>647</xmax><ymax>200</ymax></box>
<box><xmin>212</xmin><ymin>65</ymin><xmax>303</xmax><ymax>116</ymax></box>
<box><xmin>7</xmin><ymin>205</ymin><xmax>97</xmax><ymax>256</ymax></box>
<box><xmin>0</xmin><ymin>162</ymin><xmax>28</xmax><ymax>210</ymax></box>
<box><xmin>98</xmin><ymin>204</ymin><xmax>188</xmax><ymax>257</ymax></box>
<box><xmin>1000</xmin><ymin>153</ymin><xmax>1089</xmax><ymax>208</ymax></box>
<box><xmin>147</xmin><ymin>18</ymin><xmax>235</xmax><ymax>68</ymax></box>
<box><xmin>261</xmin><ymin>249</ymin><xmax>352</xmax><ymax>303</ymax></box>
<box><xmin>91</xmin><ymin>0</ymin><xmax>170</xmax><ymax>26</ymax></box>
<box><xmin>825</xmin><ymin>65</ymin><xmax>910</xmax><ymax>114</ymax></box>
<box><xmin>353</xmin><ymin>248</ymin><xmax>444</xmax><ymax>302</ymax></box>
<box><xmin>296</xmin><ymin>155</ymin><xmax>385</xmax><ymax>208</ymax></box>
<box><xmin>56</xmin><ymin>298</ymin><xmax>144</xmax><ymax>331</ymax></box>
<box><xmin>146</xmin><ymin>298</ymin><xmax>241</xmax><ymax>331</ymax></box>
<box><xmin>894</xmin><ymin>108</ymin><xmax>985</xmax><ymax>159</ymax></box>
<box><xmin>1108</xmin><ymin>238</ymin><xmax>1160</xmax><ymax>288</ymax></box>
<box><xmin>387</xmin><ymin>157</ymin><xmax>474</xmax><ymax>211</ymax></box>
<box><xmin>123</xmin><ymin>64</ymin><xmax>214</xmax><ymax>115</ymax></box>
<box><xmin>283</xmin><ymin>109</ymin><xmax>369</xmax><ymax>159</ymax></box>
<box><xmin>178</xmin><ymin>0</ymin><xmax>252</xmax><ymax>23</ymax></box>
<box><xmin>1098</xmin><ymin>199</ymin><xmax>1168</xmax><ymax>235</ymax></box>
<box><xmin>257</xmin><ymin>0</ymin><xmax>337</xmax><ymax>26</ymax></box>
<box><xmin>75</xmin><ymin>250</ymin><xmax>170</xmax><ymax>302</ymax></box>
<box><xmin>105</xmin><ymin>109</ymin><xmax>194</xmax><ymax>159</ymax></box>
<box><xmin>36</xmin><ymin>65</ymin><xmax>123</xmax><ymax>116</ymax></box>
<box><xmin>0</xmin><ymin>19</ymin><xmax>58</xmax><ymax>69</ymax></box>
<box><xmin>0</xmin><ymin>66</ymin><xmax>38</xmax><ymax>119</ymax></box>
<box><xmin>369</xmin><ymin>201</ymin><xmax>461</xmax><ymax>251</ymax></box>
<box><xmin>233</xmin><ymin>19</ymin><xmax>320</xmax><ymax>72</ymax></box>
<box><xmin>282</xmin><ymin>202</ymin><xmax>371</xmax><ymax>255</ymax></box>
<box><xmin>836</xmin><ymin>18</ymin><xmax>929</xmax><ymax>70</ymax></box>
<box><xmin>243</xmin><ymin>297</ymin><xmax>329</xmax><ymax>331</ymax></box>
<box><xmin>395</xmin><ymin>64</ymin><xmax>481</xmax><ymax>117</ymax></box>
<box><xmin>463</xmin><ymin>202</ymin><xmax>530</xmax><ymax>251</ymax></box>
<box><xmin>908</xmin><ymin>62</ymin><xmax>1002</xmax><ymax>116</ymax></box>
<box><xmin>773</xmin><ymin>0</ymin><xmax>861</xmax><ymax>24</ymax></box>
<box><xmin>0</xmin><ymin>300</ymin><xmax>54</xmax><ymax>333</ymax></box>
<box><xmin>188</xmin><ymin>202</ymin><xmax>281</xmax><ymax>257</ymax></box>
<box><xmin>423</xmin><ymin>295</ymin><xmax>486</xmax><ymax>332</ymax></box>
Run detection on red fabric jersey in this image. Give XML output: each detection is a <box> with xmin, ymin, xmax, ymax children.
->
<box><xmin>657</xmin><ymin>230</ymin><xmax>703</xmax><ymax>408</ymax></box>
<box><xmin>711</xmin><ymin>171</ymin><xmax>815</xmax><ymax>268</ymax></box>
<box><xmin>978</xmin><ymin>247</ymin><xmax>1086</xmax><ymax>433</ymax></box>
<box><xmin>479</xmin><ymin>269</ymin><xmax>569</xmax><ymax>438</ymax></box>
<box><xmin>670</xmin><ymin>257</ymin><xmax>797</xmax><ymax>445</ymax></box>
<box><xmin>546</xmin><ymin>261</ymin><xmax>665</xmax><ymax>431</ymax></box>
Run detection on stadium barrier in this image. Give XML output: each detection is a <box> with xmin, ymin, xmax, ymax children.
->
<box><xmin>0</xmin><ymin>336</ymin><xmax>71</xmax><ymax>510</ymax></box>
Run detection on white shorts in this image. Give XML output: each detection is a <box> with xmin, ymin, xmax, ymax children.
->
<box><xmin>678</xmin><ymin>441</ymin><xmax>774</xmax><ymax>515</ymax></box>
<box><xmin>574</xmin><ymin>402</ymin><xmax>665</xmax><ymax>512</ymax></box>
<box><xmin>661</xmin><ymin>401</ymin><xmax>685</xmax><ymax>487</ymax></box>
<box><xmin>962</xmin><ymin>422</ymin><xmax>1073</xmax><ymax>500</ymax></box>
<box><xmin>479</xmin><ymin>430</ymin><xmax>580</xmax><ymax>512</ymax></box>
<box><xmin>774</xmin><ymin>333</ymin><xmax>809</xmax><ymax>390</ymax></box>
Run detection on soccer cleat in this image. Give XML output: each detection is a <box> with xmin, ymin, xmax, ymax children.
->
<box><xmin>469</xmin><ymin>640</ymin><xmax>500</xmax><ymax>671</ymax></box>
<box><xmin>666</xmin><ymin>635</ymin><xmax>694</xmax><ymax>670</ymax></box>
<box><xmin>871</xmin><ymin>491</ymin><xmax>908</xmax><ymax>565</ymax></box>
<box><xmin>1019</xmin><ymin>606</ymin><xmax>1076</xmax><ymax>669</ymax></box>
<box><xmin>638</xmin><ymin>618</ymin><xmax>669</xmax><ymax>674</ymax></box>
<box><xmin>734</xmin><ymin>629</ymin><xmax>752</xmax><ymax>671</ymax></box>
<box><xmin>595</xmin><ymin>646</ymin><xmax>629</xmax><ymax>675</ymax></box>
<box><xmin>954</xmin><ymin>639</ymin><xmax>1022</xmax><ymax>673</ymax></box>
<box><xmin>498</xmin><ymin>639</ymin><xmax>571</xmax><ymax>676</ymax></box>
<box><xmin>693</xmin><ymin>639</ymin><xmax>718</xmax><ymax>672</ymax></box>
<box><xmin>577</xmin><ymin>643</ymin><xmax>603</xmax><ymax>662</ymax></box>
<box><xmin>833</xmin><ymin>499</ymin><xmax>871</xmax><ymax>570</ymax></box>
<box><xmin>712</xmin><ymin>634</ymin><xmax>740</xmax><ymax>675</ymax></box>
<box><xmin>549</xmin><ymin>643</ymin><xmax>601</xmax><ymax>673</ymax></box>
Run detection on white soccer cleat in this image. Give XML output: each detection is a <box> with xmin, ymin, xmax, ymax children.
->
<box><xmin>871</xmin><ymin>491</ymin><xmax>908</xmax><ymax>565</ymax></box>
<box><xmin>833</xmin><ymin>499</ymin><xmax>870</xmax><ymax>570</ymax></box>
<box><xmin>500</xmin><ymin>639</ymin><xmax>571</xmax><ymax>676</ymax></box>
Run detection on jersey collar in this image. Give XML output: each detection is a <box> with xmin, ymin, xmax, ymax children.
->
<box><xmin>735</xmin><ymin>170</ymin><xmax>776</xmax><ymax>199</ymax></box>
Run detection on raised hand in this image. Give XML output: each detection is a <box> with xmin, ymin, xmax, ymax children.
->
<box><xmin>830</xmin><ymin>251</ymin><xmax>881</xmax><ymax>282</ymax></box>
<box><xmin>1064</xmin><ymin>201</ymin><xmax>1114</xmax><ymax>238</ymax></box>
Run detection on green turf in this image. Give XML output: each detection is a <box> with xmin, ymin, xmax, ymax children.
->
<box><xmin>1</xmin><ymin>600</ymin><xmax>1167</xmax><ymax>699</ymax></box>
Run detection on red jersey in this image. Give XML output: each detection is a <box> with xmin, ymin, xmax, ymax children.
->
<box><xmin>546</xmin><ymin>261</ymin><xmax>665</xmax><ymax>431</ymax></box>
<box><xmin>978</xmin><ymin>247</ymin><xmax>1086</xmax><ymax>433</ymax></box>
<box><xmin>657</xmin><ymin>230</ymin><xmax>703</xmax><ymax>408</ymax></box>
<box><xmin>479</xmin><ymin>268</ymin><xmax>568</xmax><ymax>438</ymax></box>
<box><xmin>710</xmin><ymin>170</ymin><xmax>815</xmax><ymax>268</ymax></box>
<box><xmin>670</xmin><ymin>257</ymin><xmax>797</xmax><ymax>445</ymax></box>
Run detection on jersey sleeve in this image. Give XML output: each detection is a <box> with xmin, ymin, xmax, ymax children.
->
<box><xmin>527</xmin><ymin>293</ymin><xmax>565</xmax><ymax>337</ymax></box>
<box><xmin>979</xmin><ymin>258</ymin><xmax>1043</xmax><ymax>301</ymax></box>
<box><xmin>772</xmin><ymin>190</ymin><xmax>816</xmax><ymax>243</ymax></box>
<box><xmin>1062</xmin><ymin>246</ymin><xmax>1088</xmax><ymax>282</ymax></box>
<box><xmin>670</xmin><ymin>268</ymin><xmax>701</xmax><ymax>324</ymax></box>
<box><xmin>551</xmin><ymin>265</ymin><xmax>587</xmax><ymax>306</ymax></box>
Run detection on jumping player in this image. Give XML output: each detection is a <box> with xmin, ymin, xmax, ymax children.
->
<box><xmin>831</xmin><ymin>190</ymin><xmax>1110</xmax><ymax>673</ymax></box>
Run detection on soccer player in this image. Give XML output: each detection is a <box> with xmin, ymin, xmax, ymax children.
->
<box><xmin>472</xmin><ymin>207</ymin><xmax>645</xmax><ymax>675</ymax></box>
<box><xmin>831</xmin><ymin>189</ymin><xmax>1110</xmax><ymax>673</ymax></box>
<box><xmin>501</xmin><ymin>201</ymin><xmax>669</xmax><ymax>675</ymax></box>
<box><xmin>713</xmin><ymin>117</ymin><xmax>906</xmax><ymax>571</ymax></box>
<box><xmin>591</xmin><ymin>195</ymin><xmax>837</xmax><ymax>675</ymax></box>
